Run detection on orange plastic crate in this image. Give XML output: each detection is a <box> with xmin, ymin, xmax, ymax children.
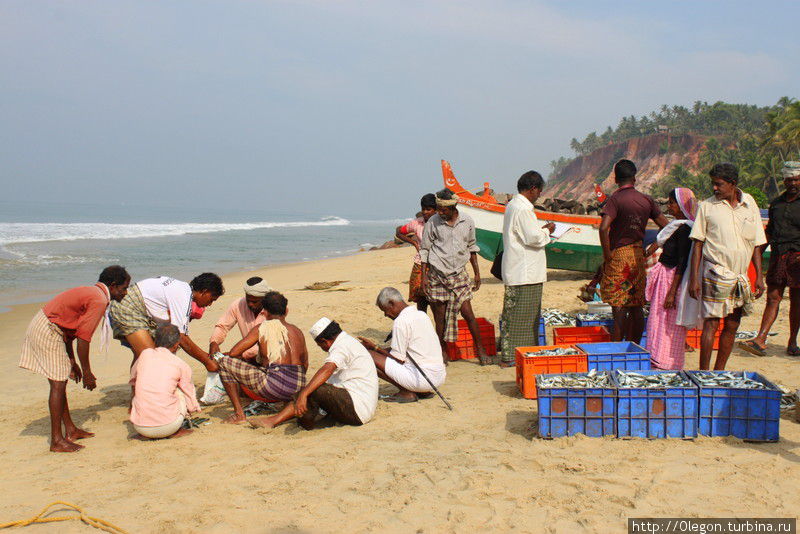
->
<box><xmin>552</xmin><ymin>326</ymin><xmax>611</xmax><ymax>345</ymax></box>
<box><xmin>515</xmin><ymin>345</ymin><xmax>588</xmax><ymax>399</ymax></box>
<box><xmin>686</xmin><ymin>323</ymin><xmax>724</xmax><ymax>350</ymax></box>
<box><xmin>446</xmin><ymin>318</ymin><xmax>497</xmax><ymax>361</ymax></box>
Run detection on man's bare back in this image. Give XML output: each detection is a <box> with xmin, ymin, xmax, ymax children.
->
<box><xmin>258</xmin><ymin>319</ymin><xmax>309</xmax><ymax>369</ymax></box>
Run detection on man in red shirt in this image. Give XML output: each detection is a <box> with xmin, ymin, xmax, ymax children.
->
<box><xmin>395</xmin><ymin>193</ymin><xmax>437</xmax><ymax>311</ymax></box>
<box><xmin>599</xmin><ymin>160</ymin><xmax>668</xmax><ymax>342</ymax></box>
<box><xmin>19</xmin><ymin>265</ymin><xmax>130</xmax><ymax>452</ymax></box>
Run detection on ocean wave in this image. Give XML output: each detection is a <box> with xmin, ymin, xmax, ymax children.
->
<box><xmin>0</xmin><ymin>217</ymin><xmax>351</xmax><ymax>245</ymax></box>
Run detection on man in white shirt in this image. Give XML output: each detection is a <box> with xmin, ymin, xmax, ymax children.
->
<box><xmin>498</xmin><ymin>171</ymin><xmax>555</xmax><ymax>366</ymax></box>
<box><xmin>110</xmin><ymin>273</ymin><xmax>224</xmax><ymax>372</ymax></box>
<box><xmin>358</xmin><ymin>287</ymin><xmax>446</xmax><ymax>403</ymax></box>
<box><xmin>250</xmin><ymin>318</ymin><xmax>379</xmax><ymax>430</ymax></box>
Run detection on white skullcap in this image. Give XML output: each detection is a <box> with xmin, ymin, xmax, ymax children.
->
<box><xmin>244</xmin><ymin>278</ymin><xmax>272</xmax><ymax>297</ymax></box>
<box><xmin>309</xmin><ymin>317</ymin><xmax>332</xmax><ymax>339</ymax></box>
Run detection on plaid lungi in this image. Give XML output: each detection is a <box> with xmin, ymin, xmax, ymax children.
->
<box><xmin>701</xmin><ymin>262</ymin><xmax>753</xmax><ymax>319</ymax></box>
<box><xmin>499</xmin><ymin>283</ymin><xmax>542</xmax><ymax>363</ymax></box>
<box><xmin>109</xmin><ymin>283</ymin><xmax>159</xmax><ymax>339</ymax></box>
<box><xmin>426</xmin><ymin>266</ymin><xmax>473</xmax><ymax>342</ymax></box>
<box><xmin>217</xmin><ymin>356</ymin><xmax>306</xmax><ymax>401</ymax></box>
<box><xmin>600</xmin><ymin>244</ymin><xmax>646</xmax><ymax>307</ymax></box>
<box><xmin>19</xmin><ymin>310</ymin><xmax>71</xmax><ymax>381</ymax></box>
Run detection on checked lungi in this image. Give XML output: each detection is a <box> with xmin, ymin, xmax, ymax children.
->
<box><xmin>109</xmin><ymin>283</ymin><xmax>160</xmax><ymax>339</ymax></box>
<box><xmin>217</xmin><ymin>355</ymin><xmax>306</xmax><ymax>401</ymax></box>
<box><xmin>19</xmin><ymin>310</ymin><xmax>72</xmax><ymax>381</ymax></box>
<box><xmin>600</xmin><ymin>243</ymin><xmax>646</xmax><ymax>307</ymax></box>
<box><xmin>499</xmin><ymin>283</ymin><xmax>542</xmax><ymax>363</ymax></box>
<box><xmin>426</xmin><ymin>266</ymin><xmax>473</xmax><ymax>342</ymax></box>
<box><xmin>701</xmin><ymin>262</ymin><xmax>753</xmax><ymax>319</ymax></box>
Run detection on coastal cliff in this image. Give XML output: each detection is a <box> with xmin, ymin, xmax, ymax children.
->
<box><xmin>544</xmin><ymin>133</ymin><xmax>709</xmax><ymax>201</ymax></box>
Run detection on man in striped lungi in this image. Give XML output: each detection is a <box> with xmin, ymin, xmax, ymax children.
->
<box><xmin>19</xmin><ymin>266</ymin><xmax>131</xmax><ymax>452</ymax></box>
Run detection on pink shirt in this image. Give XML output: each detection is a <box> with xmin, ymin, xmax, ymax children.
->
<box><xmin>209</xmin><ymin>297</ymin><xmax>267</xmax><ymax>359</ymax></box>
<box><xmin>400</xmin><ymin>217</ymin><xmax>425</xmax><ymax>265</ymax></box>
<box><xmin>129</xmin><ymin>347</ymin><xmax>200</xmax><ymax>427</ymax></box>
<box><xmin>42</xmin><ymin>283</ymin><xmax>109</xmax><ymax>341</ymax></box>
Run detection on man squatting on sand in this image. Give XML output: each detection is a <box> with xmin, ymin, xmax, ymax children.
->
<box><xmin>741</xmin><ymin>161</ymin><xmax>800</xmax><ymax>357</ymax></box>
<box><xmin>109</xmin><ymin>273</ymin><xmax>225</xmax><ymax>372</ymax></box>
<box><xmin>250</xmin><ymin>318</ymin><xmax>378</xmax><ymax>430</ymax></box>
<box><xmin>209</xmin><ymin>276</ymin><xmax>270</xmax><ymax>361</ymax></box>
<box><xmin>420</xmin><ymin>189</ymin><xmax>489</xmax><ymax>364</ymax></box>
<box><xmin>395</xmin><ymin>193</ymin><xmax>437</xmax><ymax>312</ymax></box>
<box><xmin>686</xmin><ymin>163</ymin><xmax>767</xmax><ymax>370</ymax></box>
<box><xmin>498</xmin><ymin>171</ymin><xmax>555</xmax><ymax>367</ymax></box>
<box><xmin>216</xmin><ymin>291</ymin><xmax>309</xmax><ymax>424</ymax></box>
<box><xmin>18</xmin><ymin>265</ymin><xmax>131</xmax><ymax>452</ymax></box>
<box><xmin>599</xmin><ymin>159</ymin><xmax>668</xmax><ymax>343</ymax></box>
<box><xmin>130</xmin><ymin>324</ymin><xmax>201</xmax><ymax>440</ymax></box>
<box><xmin>358</xmin><ymin>287</ymin><xmax>446</xmax><ymax>403</ymax></box>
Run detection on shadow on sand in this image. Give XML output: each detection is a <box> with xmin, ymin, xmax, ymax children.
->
<box><xmin>21</xmin><ymin>384</ymin><xmax>130</xmax><ymax>438</ymax></box>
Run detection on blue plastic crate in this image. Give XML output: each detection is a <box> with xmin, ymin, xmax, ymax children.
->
<box><xmin>613</xmin><ymin>370</ymin><xmax>698</xmax><ymax>438</ymax></box>
<box><xmin>576</xmin><ymin>342</ymin><xmax>651</xmax><ymax>372</ymax></box>
<box><xmin>538</xmin><ymin>317</ymin><xmax>572</xmax><ymax>346</ymax></box>
<box><xmin>536</xmin><ymin>372</ymin><xmax>616</xmax><ymax>438</ymax></box>
<box><xmin>687</xmin><ymin>371</ymin><xmax>781</xmax><ymax>442</ymax></box>
<box><xmin>576</xmin><ymin>317</ymin><xmax>614</xmax><ymax>328</ymax></box>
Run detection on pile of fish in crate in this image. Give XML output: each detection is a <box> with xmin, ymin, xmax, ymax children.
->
<box><xmin>520</xmin><ymin>309</ymin><xmax>781</xmax><ymax>442</ymax></box>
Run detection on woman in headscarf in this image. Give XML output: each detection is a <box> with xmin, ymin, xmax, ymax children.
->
<box><xmin>645</xmin><ymin>188</ymin><xmax>697</xmax><ymax>369</ymax></box>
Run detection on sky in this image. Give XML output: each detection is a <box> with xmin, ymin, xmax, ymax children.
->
<box><xmin>0</xmin><ymin>1</ymin><xmax>798</xmax><ymax>219</ymax></box>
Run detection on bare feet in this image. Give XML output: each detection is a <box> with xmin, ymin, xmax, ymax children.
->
<box><xmin>249</xmin><ymin>415</ymin><xmax>279</xmax><ymax>429</ymax></box>
<box><xmin>497</xmin><ymin>360</ymin><xmax>515</xmax><ymax>368</ymax></box>
<box><xmin>66</xmin><ymin>427</ymin><xmax>95</xmax><ymax>441</ymax></box>
<box><xmin>479</xmin><ymin>353</ymin><xmax>493</xmax><ymax>366</ymax></box>
<box><xmin>50</xmin><ymin>438</ymin><xmax>83</xmax><ymax>453</ymax></box>
<box><xmin>223</xmin><ymin>412</ymin><xmax>248</xmax><ymax>425</ymax></box>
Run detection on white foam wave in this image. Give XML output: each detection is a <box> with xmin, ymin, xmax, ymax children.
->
<box><xmin>0</xmin><ymin>217</ymin><xmax>351</xmax><ymax>246</ymax></box>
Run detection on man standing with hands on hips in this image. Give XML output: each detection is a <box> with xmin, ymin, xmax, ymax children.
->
<box><xmin>498</xmin><ymin>171</ymin><xmax>555</xmax><ymax>367</ymax></box>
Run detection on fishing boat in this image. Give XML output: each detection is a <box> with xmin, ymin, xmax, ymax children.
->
<box><xmin>441</xmin><ymin>160</ymin><xmax>603</xmax><ymax>273</ymax></box>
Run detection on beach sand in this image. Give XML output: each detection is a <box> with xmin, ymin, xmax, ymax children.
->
<box><xmin>1</xmin><ymin>247</ymin><xmax>798</xmax><ymax>533</ymax></box>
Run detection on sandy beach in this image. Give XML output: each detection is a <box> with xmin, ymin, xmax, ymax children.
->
<box><xmin>1</xmin><ymin>246</ymin><xmax>799</xmax><ymax>533</ymax></box>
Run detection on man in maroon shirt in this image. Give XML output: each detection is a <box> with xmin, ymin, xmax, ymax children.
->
<box><xmin>599</xmin><ymin>160</ymin><xmax>668</xmax><ymax>342</ymax></box>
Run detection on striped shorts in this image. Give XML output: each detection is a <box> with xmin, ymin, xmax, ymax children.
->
<box><xmin>19</xmin><ymin>310</ymin><xmax>71</xmax><ymax>381</ymax></box>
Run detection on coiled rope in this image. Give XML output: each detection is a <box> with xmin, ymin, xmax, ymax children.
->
<box><xmin>0</xmin><ymin>501</ymin><xmax>128</xmax><ymax>533</ymax></box>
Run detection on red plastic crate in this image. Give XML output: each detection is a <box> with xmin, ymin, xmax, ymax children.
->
<box><xmin>446</xmin><ymin>318</ymin><xmax>497</xmax><ymax>361</ymax></box>
<box><xmin>552</xmin><ymin>326</ymin><xmax>611</xmax><ymax>345</ymax></box>
<box><xmin>515</xmin><ymin>345</ymin><xmax>588</xmax><ymax>399</ymax></box>
<box><xmin>686</xmin><ymin>323</ymin><xmax>724</xmax><ymax>350</ymax></box>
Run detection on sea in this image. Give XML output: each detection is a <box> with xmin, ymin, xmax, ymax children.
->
<box><xmin>0</xmin><ymin>200</ymin><xmax>404</xmax><ymax>312</ymax></box>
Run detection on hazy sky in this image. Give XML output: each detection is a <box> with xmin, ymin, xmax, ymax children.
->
<box><xmin>1</xmin><ymin>1</ymin><xmax>798</xmax><ymax>219</ymax></box>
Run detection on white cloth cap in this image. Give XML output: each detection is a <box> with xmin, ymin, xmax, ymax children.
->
<box><xmin>244</xmin><ymin>279</ymin><xmax>271</xmax><ymax>297</ymax></box>
<box><xmin>309</xmin><ymin>317</ymin><xmax>332</xmax><ymax>339</ymax></box>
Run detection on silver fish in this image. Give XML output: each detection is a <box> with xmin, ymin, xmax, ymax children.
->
<box><xmin>541</xmin><ymin>308</ymin><xmax>576</xmax><ymax>326</ymax></box>
<box><xmin>691</xmin><ymin>371</ymin><xmax>769</xmax><ymax>389</ymax></box>
<box><xmin>576</xmin><ymin>312</ymin><xmax>613</xmax><ymax>322</ymax></box>
<box><xmin>616</xmin><ymin>371</ymin><xmax>692</xmax><ymax>388</ymax></box>
<box><xmin>537</xmin><ymin>370</ymin><xmax>612</xmax><ymax>388</ymax></box>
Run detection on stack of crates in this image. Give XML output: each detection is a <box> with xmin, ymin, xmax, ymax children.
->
<box><xmin>446</xmin><ymin>318</ymin><xmax>497</xmax><ymax>361</ymax></box>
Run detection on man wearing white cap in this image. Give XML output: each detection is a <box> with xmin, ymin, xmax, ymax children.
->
<box><xmin>250</xmin><ymin>318</ymin><xmax>378</xmax><ymax>429</ymax></box>
<box><xmin>208</xmin><ymin>276</ymin><xmax>270</xmax><ymax>359</ymax></box>
<box><xmin>358</xmin><ymin>287</ymin><xmax>445</xmax><ymax>403</ymax></box>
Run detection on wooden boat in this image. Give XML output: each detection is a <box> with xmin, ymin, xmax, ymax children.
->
<box><xmin>441</xmin><ymin>160</ymin><xmax>603</xmax><ymax>273</ymax></box>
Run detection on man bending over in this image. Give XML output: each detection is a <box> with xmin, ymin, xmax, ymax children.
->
<box><xmin>359</xmin><ymin>287</ymin><xmax>446</xmax><ymax>403</ymax></box>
